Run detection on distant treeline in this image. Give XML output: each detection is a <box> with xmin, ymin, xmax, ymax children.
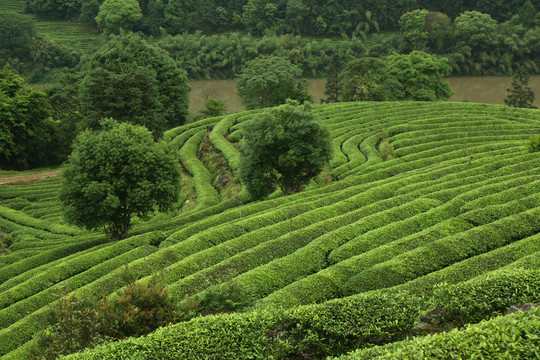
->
<box><xmin>25</xmin><ymin>0</ymin><xmax>539</xmax><ymax>36</ymax></box>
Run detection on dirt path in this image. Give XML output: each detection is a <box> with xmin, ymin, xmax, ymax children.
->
<box><xmin>0</xmin><ymin>169</ymin><xmax>62</xmax><ymax>185</ymax></box>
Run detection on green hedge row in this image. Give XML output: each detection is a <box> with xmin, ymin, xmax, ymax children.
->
<box><xmin>390</xmin><ymin>233</ymin><xmax>540</xmax><ymax>297</ymax></box>
<box><xmin>0</xmin><ymin>206</ymin><xmax>82</xmax><ymax>236</ymax></box>
<box><xmin>160</xmin><ymin>180</ymin><xmax>406</xmax><ymax>286</ymax></box>
<box><xmin>393</xmin><ymin>134</ymin><xmax>531</xmax><ymax>158</ymax></box>
<box><xmin>334</xmin><ymin>306</ymin><xmax>540</xmax><ymax>360</ymax></box>
<box><xmin>435</xmin><ymin>267</ymin><xmax>540</xmax><ymax>325</ymax></box>
<box><xmin>257</xmin><ymin>217</ymin><xmax>471</xmax><ymax>309</ymax></box>
<box><xmin>342</xmin><ymin>206</ymin><xmax>540</xmax><ymax>295</ymax></box>
<box><xmin>0</xmin><ymin>243</ymin><xmax>157</xmax><ymax>357</ymax></box>
<box><xmin>0</xmin><ymin>235</ymin><xmax>156</xmax><ymax>311</ymax></box>
<box><xmin>62</xmin><ymin>290</ymin><xmax>425</xmax><ymax>360</ymax></box>
<box><xmin>187</xmin><ymin>196</ymin><xmax>435</xmax><ymax>306</ymax></box>
<box><xmin>332</xmin><ymin>135</ymin><xmax>368</xmax><ymax>179</ymax></box>
<box><xmin>0</xmin><ymin>243</ymin><xmax>111</xmax><ymax>293</ymax></box>
<box><xmin>208</xmin><ymin>115</ymin><xmax>240</xmax><ymax>172</ymax></box>
<box><xmin>460</xmin><ymin>179</ymin><xmax>540</xmax><ymax>213</ymax></box>
<box><xmin>399</xmin><ymin>150</ymin><xmax>536</xmax><ymax>199</ymax></box>
<box><xmin>178</xmin><ymin>130</ymin><xmax>220</xmax><ymax>208</ymax></box>
<box><xmin>163</xmin><ymin>116</ymin><xmax>220</xmax><ymax>142</ymax></box>
<box><xmin>459</xmin><ymin>192</ymin><xmax>540</xmax><ymax>226</ymax></box>
<box><xmin>0</xmin><ymin>236</ymin><xmax>105</xmax><ymax>285</ymax></box>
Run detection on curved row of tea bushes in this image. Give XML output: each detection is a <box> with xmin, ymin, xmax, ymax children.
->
<box><xmin>331</xmin><ymin>135</ymin><xmax>367</xmax><ymax>178</ymax></box>
<box><xmin>257</xmin><ymin>217</ymin><xmax>473</xmax><ymax>309</ymax></box>
<box><xmin>0</xmin><ymin>235</ymin><xmax>158</xmax><ymax>310</ymax></box>
<box><xmin>343</xmin><ymin>206</ymin><xmax>540</xmax><ymax>295</ymax></box>
<box><xmin>162</xmin><ymin>182</ymin><xmax>417</xmax><ymax>287</ymax></box>
<box><xmin>169</xmin><ymin>198</ymin><xmax>440</xmax><ymax>301</ymax></box>
<box><xmin>0</xmin><ymin>236</ymin><xmax>105</xmax><ymax>285</ymax></box>
<box><xmin>178</xmin><ymin>130</ymin><xmax>220</xmax><ymax>208</ymax></box>
<box><xmin>208</xmin><ymin>114</ymin><xmax>242</xmax><ymax>172</ymax></box>
<box><xmin>0</xmin><ymin>206</ymin><xmax>82</xmax><ymax>236</ymax></box>
<box><xmin>333</xmin><ymin>305</ymin><xmax>540</xmax><ymax>360</ymax></box>
<box><xmin>386</xmin><ymin>233</ymin><xmax>540</xmax><ymax>297</ymax></box>
<box><xmin>331</xmin><ymin>170</ymin><xmax>540</xmax><ymax>263</ymax></box>
<box><xmin>163</xmin><ymin>116</ymin><xmax>218</xmax><ymax>142</ymax></box>
<box><xmin>435</xmin><ymin>267</ymin><xmax>540</xmax><ymax>325</ymax></box>
<box><xmin>61</xmin><ymin>290</ymin><xmax>425</xmax><ymax>360</ymax></box>
<box><xmin>0</xmin><ymin>244</ymin><xmax>157</xmax><ymax>356</ymax></box>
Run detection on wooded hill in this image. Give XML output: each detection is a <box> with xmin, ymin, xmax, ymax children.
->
<box><xmin>0</xmin><ymin>101</ymin><xmax>539</xmax><ymax>358</ymax></box>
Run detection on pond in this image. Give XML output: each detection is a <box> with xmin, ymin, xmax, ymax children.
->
<box><xmin>189</xmin><ymin>76</ymin><xmax>540</xmax><ymax>114</ymax></box>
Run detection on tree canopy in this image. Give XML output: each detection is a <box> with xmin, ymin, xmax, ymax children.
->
<box><xmin>0</xmin><ymin>13</ymin><xmax>35</xmax><ymax>62</ymax></box>
<box><xmin>0</xmin><ymin>66</ymin><xmax>53</xmax><ymax>169</ymax></box>
<box><xmin>60</xmin><ymin>119</ymin><xmax>181</xmax><ymax>239</ymax></box>
<box><xmin>95</xmin><ymin>0</ymin><xmax>143</xmax><ymax>34</ymax></box>
<box><xmin>386</xmin><ymin>51</ymin><xmax>453</xmax><ymax>101</ymax></box>
<box><xmin>236</xmin><ymin>55</ymin><xmax>312</xmax><ymax>110</ymax></box>
<box><xmin>78</xmin><ymin>33</ymin><xmax>190</xmax><ymax>137</ymax></box>
<box><xmin>238</xmin><ymin>100</ymin><xmax>331</xmax><ymax>200</ymax></box>
<box><xmin>505</xmin><ymin>69</ymin><xmax>537</xmax><ymax>109</ymax></box>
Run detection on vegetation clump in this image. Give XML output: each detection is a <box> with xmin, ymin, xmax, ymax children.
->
<box><xmin>60</xmin><ymin>119</ymin><xmax>181</xmax><ymax>239</ymax></box>
<box><xmin>238</xmin><ymin>100</ymin><xmax>331</xmax><ymax>199</ymax></box>
<box><xmin>236</xmin><ymin>55</ymin><xmax>312</xmax><ymax>110</ymax></box>
<box><xmin>78</xmin><ymin>33</ymin><xmax>190</xmax><ymax>138</ymax></box>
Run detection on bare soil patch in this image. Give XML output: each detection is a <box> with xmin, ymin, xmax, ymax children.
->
<box><xmin>0</xmin><ymin>169</ymin><xmax>61</xmax><ymax>186</ymax></box>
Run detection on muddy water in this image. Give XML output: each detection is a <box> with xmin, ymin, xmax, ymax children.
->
<box><xmin>189</xmin><ymin>76</ymin><xmax>540</xmax><ymax>113</ymax></box>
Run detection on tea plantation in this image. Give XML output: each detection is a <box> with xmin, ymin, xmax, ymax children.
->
<box><xmin>0</xmin><ymin>101</ymin><xmax>539</xmax><ymax>359</ymax></box>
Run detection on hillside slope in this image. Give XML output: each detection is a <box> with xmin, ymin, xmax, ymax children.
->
<box><xmin>0</xmin><ymin>101</ymin><xmax>539</xmax><ymax>359</ymax></box>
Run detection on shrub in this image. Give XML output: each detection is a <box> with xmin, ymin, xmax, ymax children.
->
<box><xmin>334</xmin><ymin>306</ymin><xmax>540</xmax><ymax>360</ymax></box>
<box><xmin>527</xmin><ymin>134</ymin><xmax>540</xmax><ymax>152</ymax></box>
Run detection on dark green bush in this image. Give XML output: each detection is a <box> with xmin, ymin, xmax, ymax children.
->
<box><xmin>527</xmin><ymin>134</ymin><xmax>540</xmax><ymax>152</ymax></box>
<box><xmin>334</xmin><ymin>306</ymin><xmax>540</xmax><ymax>359</ymax></box>
<box><xmin>434</xmin><ymin>267</ymin><xmax>540</xmax><ymax>326</ymax></box>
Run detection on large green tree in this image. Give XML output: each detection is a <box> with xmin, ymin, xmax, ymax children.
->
<box><xmin>236</xmin><ymin>55</ymin><xmax>312</xmax><ymax>109</ymax></box>
<box><xmin>60</xmin><ymin>119</ymin><xmax>181</xmax><ymax>239</ymax></box>
<box><xmin>0</xmin><ymin>13</ymin><xmax>35</xmax><ymax>62</ymax></box>
<box><xmin>78</xmin><ymin>34</ymin><xmax>190</xmax><ymax>137</ymax></box>
<box><xmin>95</xmin><ymin>0</ymin><xmax>143</xmax><ymax>34</ymax></box>
<box><xmin>385</xmin><ymin>51</ymin><xmax>453</xmax><ymax>101</ymax></box>
<box><xmin>238</xmin><ymin>100</ymin><xmax>331</xmax><ymax>200</ymax></box>
<box><xmin>338</xmin><ymin>57</ymin><xmax>401</xmax><ymax>102</ymax></box>
<box><xmin>505</xmin><ymin>69</ymin><xmax>537</xmax><ymax>109</ymax></box>
<box><xmin>0</xmin><ymin>66</ymin><xmax>53</xmax><ymax>169</ymax></box>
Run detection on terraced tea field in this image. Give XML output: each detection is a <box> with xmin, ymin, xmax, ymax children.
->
<box><xmin>1</xmin><ymin>102</ymin><xmax>539</xmax><ymax>359</ymax></box>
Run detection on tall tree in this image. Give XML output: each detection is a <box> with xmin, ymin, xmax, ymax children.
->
<box><xmin>386</xmin><ymin>51</ymin><xmax>453</xmax><ymax>101</ymax></box>
<box><xmin>95</xmin><ymin>0</ymin><xmax>143</xmax><ymax>34</ymax></box>
<box><xmin>236</xmin><ymin>55</ymin><xmax>311</xmax><ymax>109</ymax></box>
<box><xmin>238</xmin><ymin>100</ymin><xmax>331</xmax><ymax>200</ymax></box>
<box><xmin>61</xmin><ymin>119</ymin><xmax>181</xmax><ymax>239</ymax></box>
<box><xmin>0</xmin><ymin>13</ymin><xmax>35</xmax><ymax>62</ymax></box>
<box><xmin>505</xmin><ymin>69</ymin><xmax>537</xmax><ymax>109</ymax></box>
<box><xmin>339</xmin><ymin>57</ymin><xmax>400</xmax><ymax>102</ymax></box>
<box><xmin>78</xmin><ymin>34</ymin><xmax>190</xmax><ymax>137</ymax></box>
<box><xmin>0</xmin><ymin>66</ymin><xmax>53</xmax><ymax>169</ymax></box>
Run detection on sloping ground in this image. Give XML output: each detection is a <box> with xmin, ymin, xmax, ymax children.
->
<box><xmin>0</xmin><ymin>102</ymin><xmax>539</xmax><ymax>359</ymax></box>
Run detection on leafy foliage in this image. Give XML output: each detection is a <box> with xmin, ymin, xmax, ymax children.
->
<box><xmin>34</xmin><ymin>271</ymin><xmax>178</xmax><ymax>359</ymax></box>
<box><xmin>199</xmin><ymin>97</ymin><xmax>226</xmax><ymax>118</ymax></box>
<box><xmin>0</xmin><ymin>66</ymin><xmax>53</xmax><ymax>169</ymax></box>
<box><xmin>238</xmin><ymin>101</ymin><xmax>331</xmax><ymax>199</ymax></box>
<box><xmin>338</xmin><ymin>57</ymin><xmax>400</xmax><ymax>102</ymax></box>
<box><xmin>505</xmin><ymin>69</ymin><xmax>537</xmax><ymax>109</ymax></box>
<box><xmin>386</xmin><ymin>51</ymin><xmax>453</xmax><ymax>101</ymax></box>
<box><xmin>78</xmin><ymin>33</ymin><xmax>190</xmax><ymax>137</ymax></box>
<box><xmin>95</xmin><ymin>0</ymin><xmax>143</xmax><ymax>34</ymax></box>
<box><xmin>0</xmin><ymin>13</ymin><xmax>35</xmax><ymax>63</ymax></box>
<box><xmin>60</xmin><ymin>119</ymin><xmax>181</xmax><ymax>239</ymax></box>
<box><xmin>236</xmin><ymin>55</ymin><xmax>312</xmax><ymax>110</ymax></box>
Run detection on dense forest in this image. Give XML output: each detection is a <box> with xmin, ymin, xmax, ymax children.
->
<box><xmin>1</xmin><ymin>0</ymin><xmax>539</xmax><ymax>170</ymax></box>
<box><xmin>24</xmin><ymin>0</ymin><xmax>540</xmax><ymax>36</ymax></box>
